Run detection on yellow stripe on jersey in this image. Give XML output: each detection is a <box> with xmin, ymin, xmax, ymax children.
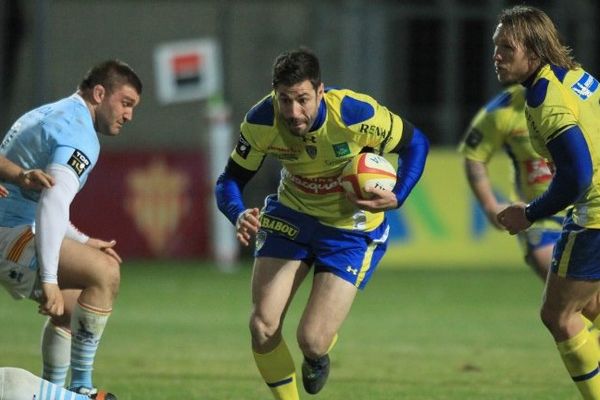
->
<box><xmin>557</xmin><ymin>231</ymin><xmax>577</xmax><ymax>277</ymax></box>
<box><xmin>7</xmin><ymin>228</ymin><xmax>34</xmax><ymax>263</ymax></box>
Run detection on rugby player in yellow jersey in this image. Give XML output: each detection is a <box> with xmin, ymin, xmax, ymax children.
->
<box><xmin>459</xmin><ymin>84</ymin><xmax>561</xmax><ymax>280</ymax></box>
<box><xmin>215</xmin><ymin>48</ymin><xmax>428</xmax><ymax>399</ymax></box>
<box><xmin>494</xmin><ymin>6</ymin><xmax>600</xmax><ymax>399</ymax></box>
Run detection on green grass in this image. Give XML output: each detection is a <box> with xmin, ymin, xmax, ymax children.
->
<box><xmin>0</xmin><ymin>261</ymin><xmax>581</xmax><ymax>399</ymax></box>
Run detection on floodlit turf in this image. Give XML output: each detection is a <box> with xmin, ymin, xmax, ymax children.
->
<box><xmin>0</xmin><ymin>261</ymin><xmax>581</xmax><ymax>399</ymax></box>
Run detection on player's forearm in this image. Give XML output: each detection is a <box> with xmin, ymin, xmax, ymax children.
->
<box><xmin>464</xmin><ymin>159</ymin><xmax>499</xmax><ymax>212</ymax></box>
<box><xmin>526</xmin><ymin>125</ymin><xmax>592</xmax><ymax>222</ymax></box>
<box><xmin>392</xmin><ymin>127</ymin><xmax>429</xmax><ymax>207</ymax></box>
<box><xmin>0</xmin><ymin>155</ymin><xmax>25</xmax><ymax>183</ymax></box>
<box><xmin>35</xmin><ymin>165</ymin><xmax>78</xmax><ymax>284</ymax></box>
<box><xmin>215</xmin><ymin>158</ymin><xmax>256</xmax><ymax>225</ymax></box>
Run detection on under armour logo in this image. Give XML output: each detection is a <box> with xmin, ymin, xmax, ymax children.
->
<box><xmin>302</xmin><ymin>135</ymin><xmax>317</xmax><ymax>144</ymax></box>
<box><xmin>346</xmin><ymin>266</ymin><xmax>358</xmax><ymax>276</ymax></box>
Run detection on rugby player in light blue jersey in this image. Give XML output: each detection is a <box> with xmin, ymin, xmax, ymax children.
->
<box><xmin>494</xmin><ymin>6</ymin><xmax>600</xmax><ymax>399</ymax></box>
<box><xmin>0</xmin><ymin>60</ymin><xmax>142</xmax><ymax>399</ymax></box>
<box><xmin>216</xmin><ymin>48</ymin><xmax>428</xmax><ymax>399</ymax></box>
<box><xmin>0</xmin><ymin>367</ymin><xmax>112</xmax><ymax>400</ymax></box>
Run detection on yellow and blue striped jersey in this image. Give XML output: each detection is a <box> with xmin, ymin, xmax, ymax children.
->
<box><xmin>525</xmin><ymin>65</ymin><xmax>600</xmax><ymax>228</ymax></box>
<box><xmin>459</xmin><ymin>84</ymin><xmax>553</xmax><ymax>203</ymax></box>
<box><xmin>230</xmin><ymin>88</ymin><xmax>409</xmax><ymax>230</ymax></box>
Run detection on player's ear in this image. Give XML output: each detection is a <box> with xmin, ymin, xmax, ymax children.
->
<box><xmin>91</xmin><ymin>84</ymin><xmax>106</xmax><ymax>104</ymax></box>
<box><xmin>317</xmin><ymin>82</ymin><xmax>324</xmax><ymax>98</ymax></box>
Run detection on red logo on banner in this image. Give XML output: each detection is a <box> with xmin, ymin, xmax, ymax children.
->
<box><xmin>124</xmin><ymin>158</ymin><xmax>192</xmax><ymax>255</ymax></box>
<box><xmin>171</xmin><ymin>53</ymin><xmax>203</xmax><ymax>86</ymax></box>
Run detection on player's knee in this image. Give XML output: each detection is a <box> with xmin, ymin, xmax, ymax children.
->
<box><xmin>297</xmin><ymin>327</ymin><xmax>329</xmax><ymax>358</ymax></box>
<box><xmin>540</xmin><ymin>303</ymin><xmax>570</xmax><ymax>335</ymax></box>
<box><xmin>249</xmin><ymin>312</ymin><xmax>280</xmax><ymax>345</ymax></box>
<box><xmin>96</xmin><ymin>255</ymin><xmax>120</xmax><ymax>298</ymax></box>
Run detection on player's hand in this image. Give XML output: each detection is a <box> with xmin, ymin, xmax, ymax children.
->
<box><xmin>0</xmin><ymin>184</ymin><xmax>8</xmax><ymax>197</ymax></box>
<box><xmin>18</xmin><ymin>169</ymin><xmax>55</xmax><ymax>191</ymax></box>
<box><xmin>347</xmin><ymin>187</ymin><xmax>398</xmax><ymax>212</ymax></box>
<box><xmin>39</xmin><ymin>283</ymin><xmax>64</xmax><ymax>317</ymax></box>
<box><xmin>485</xmin><ymin>202</ymin><xmax>509</xmax><ymax>230</ymax></box>
<box><xmin>236</xmin><ymin>208</ymin><xmax>261</xmax><ymax>246</ymax></box>
<box><xmin>497</xmin><ymin>202</ymin><xmax>532</xmax><ymax>235</ymax></box>
<box><xmin>86</xmin><ymin>238</ymin><xmax>122</xmax><ymax>264</ymax></box>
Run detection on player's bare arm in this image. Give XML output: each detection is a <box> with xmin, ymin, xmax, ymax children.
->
<box><xmin>0</xmin><ymin>155</ymin><xmax>55</xmax><ymax>194</ymax></box>
<box><xmin>464</xmin><ymin>159</ymin><xmax>507</xmax><ymax>230</ymax></box>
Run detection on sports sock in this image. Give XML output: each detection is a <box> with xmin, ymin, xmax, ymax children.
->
<box><xmin>0</xmin><ymin>367</ymin><xmax>88</xmax><ymax>400</ymax></box>
<box><xmin>557</xmin><ymin>326</ymin><xmax>600</xmax><ymax>399</ymax></box>
<box><xmin>69</xmin><ymin>301</ymin><xmax>111</xmax><ymax>390</ymax></box>
<box><xmin>253</xmin><ymin>339</ymin><xmax>299</xmax><ymax>400</ymax></box>
<box><xmin>41</xmin><ymin>319</ymin><xmax>71</xmax><ymax>386</ymax></box>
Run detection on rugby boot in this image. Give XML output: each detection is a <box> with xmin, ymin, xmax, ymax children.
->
<box><xmin>71</xmin><ymin>386</ymin><xmax>117</xmax><ymax>400</ymax></box>
<box><xmin>302</xmin><ymin>354</ymin><xmax>330</xmax><ymax>394</ymax></box>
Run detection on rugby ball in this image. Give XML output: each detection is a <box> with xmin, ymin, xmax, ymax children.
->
<box><xmin>339</xmin><ymin>153</ymin><xmax>397</xmax><ymax>199</ymax></box>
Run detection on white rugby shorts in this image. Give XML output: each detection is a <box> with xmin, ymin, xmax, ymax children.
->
<box><xmin>0</xmin><ymin>225</ymin><xmax>41</xmax><ymax>301</ymax></box>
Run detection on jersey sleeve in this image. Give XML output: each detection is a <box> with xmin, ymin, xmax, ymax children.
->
<box><xmin>528</xmin><ymin>80</ymin><xmax>578</xmax><ymax>144</ymax></box>
<box><xmin>43</xmin><ymin>105</ymin><xmax>99</xmax><ymax>188</ymax></box>
<box><xmin>230</xmin><ymin>125</ymin><xmax>267</xmax><ymax>171</ymax></box>
<box><xmin>459</xmin><ymin>106</ymin><xmax>509</xmax><ymax>163</ymax></box>
<box><xmin>340</xmin><ymin>92</ymin><xmax>405</xmax><ymax>153</ymax></box>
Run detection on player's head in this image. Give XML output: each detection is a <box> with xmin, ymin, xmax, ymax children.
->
<box><xmin>492</xmin><ymin>6</ymin><xmax>578</xmax><ymax>84</ymax></box>
<box><xmin>78</xmin><ymin>59</ymin><xmax>142</xmax><ymax>136</ymax></box>
<box><xmin>272</xmin><ymin>48</ymin><xmax>324</xmax><ymax>136</ymax></box>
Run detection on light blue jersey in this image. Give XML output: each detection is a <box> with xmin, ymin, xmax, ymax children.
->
<box><xmin>0</xmin><ymin>94</ymin><xmax>99</xmax><ymax>227</ymax></box>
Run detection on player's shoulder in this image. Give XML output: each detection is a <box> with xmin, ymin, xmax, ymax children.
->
<box><xmin>483</xmin><ymin>84</ymin><xmax>524</xmax><ymax>114</ymax></box>
<box><xmin>526</xmin><ymin>64</ymin><xmax>578</xmax><ymax>108</ymax></box>
<box><xmin>325</xmin><ymin>87</ymin><xmax>378</xmax><ymax>127</ymax></box>
<box><xmin>244</xmin><ymin>94</ymin><xmax>275</xmax><ymax>127</ymax></box>
<box><xmin>35</xmin><ymin>95</ymin><xmax>93</xmax><ymax>134</ymax></box>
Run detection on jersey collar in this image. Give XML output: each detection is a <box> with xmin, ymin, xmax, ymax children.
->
<box><xmin>309</xmin><ymin>99</ymin><xmax>326</xmax><ymax>132</ymax></box>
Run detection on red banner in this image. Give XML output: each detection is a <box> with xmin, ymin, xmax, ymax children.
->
<box><xmin>71</xmin><ymin>151</ymin><xmax>210</xmax><ymax>259</ymax></box>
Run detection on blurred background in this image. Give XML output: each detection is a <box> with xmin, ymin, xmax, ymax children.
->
<box><xmin>0</xmin><ymin>0</ymin><xmax>598</xmax><ymax>267</ymax></box>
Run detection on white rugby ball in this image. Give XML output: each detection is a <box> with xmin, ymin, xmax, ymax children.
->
<box><xmin>339</xmin><ymin>153</ymin><xmax>397</xmax><ymax>199</ymax></box>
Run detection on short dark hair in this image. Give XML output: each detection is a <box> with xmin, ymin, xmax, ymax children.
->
<box><xmin>272</xmin><ymin>47</ymin><xmax>321</xmax><ymax>90</ymax></box>
<box><xmin>78</xmin><ymin>59</ymin><xmax>143</xmax><ymax>95</ymax></box>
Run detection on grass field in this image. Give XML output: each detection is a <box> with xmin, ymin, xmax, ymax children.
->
<box><xmin>0</xmin><ymin>261</ymin><xmax>582</xmax><ymax>399</ymax></box>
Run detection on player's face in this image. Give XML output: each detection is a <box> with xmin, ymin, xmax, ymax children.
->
<box><xmin>275</xmin><ymin>80</ymin><xmax>324</xmax><ymax>136</ymax></box>
<box><xmin>492</xmin><ymin>23</ymin><xmax>539</xmax><ymax>84</ymax></box>
<box><xmin>95</xmin><ymin>84</ymin><xmax>140</xmax><ymax>136</ymax></box>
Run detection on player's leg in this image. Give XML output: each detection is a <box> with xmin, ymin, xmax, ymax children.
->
<box><xmin>250</xmin><ymin>256</ymin><xmax>310</xmax><ymax>400</ymax></box>
<box><xmin>297</xmin><ymin>219</ymin><xmax>389</xmax><ymax>394</ymax></box>
<box><xmin>541</xmin><ymin>273</ymin><xmax>600</xmax><ymax>399</ymax></box>
<box><xmin>0</xmin><ymin>367</ymin><xmax>91</xmax><ymax>400</ymax></box>
<box><xmin>297</xmin><ymin>272</ymin><xmax>356</xmax><ymax>394</ymax></box>
<box><xmin>56</xmin><ymin>238</ymin><xmax>120</xmax><ymax>393</ymax></box>
<box><xmin>41</xmin><ymin>289</ymin><xmax>79</xmax><ymax>386</ymax></box>
<box><xmin>540</xmin><ymin>220</ymin><xmax>600</xmax><ymax>399</ymax></box>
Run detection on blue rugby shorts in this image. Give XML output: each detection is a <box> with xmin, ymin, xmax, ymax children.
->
<box><xmin>255</xmin><ymin>195</ymin><xmax>389</xmax><ymax>289</ymax></box>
